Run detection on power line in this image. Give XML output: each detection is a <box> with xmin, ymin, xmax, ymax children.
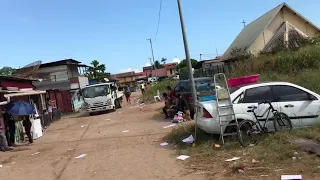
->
<box><xmin>153</xmin><ymin>0</ymin><xmax>163</xmax><ymax>43</ymax></box>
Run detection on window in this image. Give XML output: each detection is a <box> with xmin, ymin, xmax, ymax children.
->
<box><xmin>233</xmin><ymin>92</ymin><xmax>244</xmax><ymax>104</ymax></box>
<box><xmin>174</xmin><ymin>83</ymin><xmax>182</xmax><ymax>92</ymax></box>
<box><xmin>243</xmin><ymin>86</ymin><xmax>273</xmax><ymax>103</ymax></box>
<box><xmin>170</xmin><ymin>69</ymin><xmax>173</xmax><ymax>74</ymax></box>
<box><xmin>272</xmin><ymin>85</ymin><xmax>310</xmax><ymax>102</ymax></box>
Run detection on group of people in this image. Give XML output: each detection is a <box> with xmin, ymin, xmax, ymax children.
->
<box><xmin>162</xmin><ymin>86</ymin><xmax>191</xmax><ymax>121</ymax></box>
<box><xmin>0</xmin><ymin>109</ymin><xmax>34</xmax><ymax>152</ymax></box>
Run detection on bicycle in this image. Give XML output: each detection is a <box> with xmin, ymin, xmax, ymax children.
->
<box><xmin>237</xmin><ymin>100</ymin><xmax>292</xmax><ymax>147</ymax></box>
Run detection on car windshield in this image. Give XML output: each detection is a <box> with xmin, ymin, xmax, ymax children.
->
<box><xmin>195</xmin><ymin>79</ymin><xmax>216</xmax><ymax>97</ymax></box>
<box><xmin>82</xmin><ymin>85</ymin><xmax>110</xmax><ymax>98</ymax></box>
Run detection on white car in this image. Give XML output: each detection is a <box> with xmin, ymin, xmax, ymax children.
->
<box><xmin>196</xmin><ymin>82</ymin><xmax>320</xmax><ymax>134</ymax></box>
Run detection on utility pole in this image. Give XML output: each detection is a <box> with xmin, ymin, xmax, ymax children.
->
<box><xmin>146</xmin><ymin>38</ymin><xmax>156</xmax><ymax>70</ymax></box>
<box><xmin>177</xmin><ymin>0</ymin><xmax>197</xmax><ymax>105</ymax></box>
<box><xmin>199</xmin><ymin>54</ymin><xmax>202</xmax><ymax>61</ymax></box>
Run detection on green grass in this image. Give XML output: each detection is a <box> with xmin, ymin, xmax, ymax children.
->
<box><xmin>142</xmin><ymin>79</ymin><xmax>178</xmax><ymax>102</ymax></box>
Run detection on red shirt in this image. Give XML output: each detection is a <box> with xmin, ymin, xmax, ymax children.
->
<box><xmin>168</xmin><ymin>90</ymin><xmax>176</xmax><ymax>101</ymax></box>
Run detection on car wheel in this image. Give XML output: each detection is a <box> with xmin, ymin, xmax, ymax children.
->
<box><xmin>89</xmin><ymin>112</ymin><xmax>94</xmax><ymax>116</ymax></box>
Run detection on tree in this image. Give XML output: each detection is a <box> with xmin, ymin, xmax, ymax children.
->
<box><xmin>176</xmin><ymin>59</ymin><xmax>198</xmax><ymax>71</ymax></box>
<box><xmin>154</xmin><ymin>60</ymin><xmax>162</xmax><ymax>69</ymax></box>
<box><xmin>161</xmin><ymin>57</ymin><xmax>167</xmax><ymax>65</ymax></box>
<box><xmin>86</xmin><ymin>60</ymin><xmax>109</xmax><ymax>81</ymax></box>
<box><xmin>0</xmin><ymin>67</ymin><xmax>15</xmax><ymax>76</ymax></box>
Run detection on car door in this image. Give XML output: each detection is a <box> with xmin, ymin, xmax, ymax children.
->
<box><xmin>272</xmin><ymin>85</ymin><xmax>320</xmax><ymax>128</ymax></box>
<box><xmin>241</xmin><ymin>86</ymin><xmax>277</xmax><ymax>131</ymax></box>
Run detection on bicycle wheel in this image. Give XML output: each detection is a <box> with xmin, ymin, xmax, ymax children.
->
<box><xmin>238</xmin><ymin>120</ymin><xmax>260</xmax><ymax>147</ymax></box>
<box><xmin>273</xmin><ymin>112</ymin><xmax>292</xmax><ymax>132</ymax></box>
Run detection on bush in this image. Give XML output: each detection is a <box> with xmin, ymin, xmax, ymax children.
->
<box><xmin>142</xmin><ymin>79</ymin><xmax>178</xmax><ymax>102</ymax></box>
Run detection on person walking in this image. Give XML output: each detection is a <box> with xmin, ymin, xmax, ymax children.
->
<box><xmin>22</xmin><ymin>116</ymin><xmax>33</xmax><ymax>145</ymax></box>
<box><xmin>0</xmin><ymin>113</ymin><xmax>13</xmax><ymax>152</ymax></box>
<box><xmin>124</xmin><ymin>86</ymin><xmax>132</xmax><ymax>104</ymax></box>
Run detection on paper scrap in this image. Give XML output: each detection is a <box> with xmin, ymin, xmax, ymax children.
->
<box><xmin>0</xmin><ymin>165</ymin><xmax>2</xmax><ymax>168</ymax></box>
<box><xmin>163</xmin><ymin>124</ymin><xmax>176</xmax><ymax>129</ymax></box>
<box><xmin>225</xmin><ymin>157</ymin><xmax>241</xmax><ymax>162</ymax></box>
<box><xmin>31</xmin><ymin>152</ymin><xmax>40</xmax><ymax>156</ymax></box>
<box><xmin>75</xmin><ymin>154</ymin><xmax>87</xmax><ymax>159</ymax></box>
<box><xmin>182</xmin><ymin>135</ymin><xmax>194</xmax><ymax>144</ymax></box>
<box><xmin>122</xmin><ymin>130</ymin><xmax>129</xmax><ymax>133</ymax></box>
<box><xmin>80</xmin><ymin>125</ymin><xmax>87</xmax><ymax>128</ymax></box>
<box><xmin>160</xmin><ymin>142</ymin><xmax>169</xmax><ymax>146</ymax></box>
<box><xmin>177</xmin><ymin>155</ymin><xmax>190</xmax><ymax>161</ymax></box>
<box><xmin>281</xmin><ymin>175</ymin><xmax>302</xmax><ymax>180</ymax></box>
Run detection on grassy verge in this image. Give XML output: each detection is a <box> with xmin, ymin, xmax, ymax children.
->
<box><xmin>142</xmin><ymin>79</ymin><xmax>178</xmax><ymax>102</ymax></box>
<box><xmin>164</xmin><ymin>123</ymin><xmax>320</xmax><ymax>179</ymax></box>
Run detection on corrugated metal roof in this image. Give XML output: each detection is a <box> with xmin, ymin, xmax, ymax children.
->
<box><xmin>222</xmin><ymin>3</ymin><xmax>284</xmax><ymax>61</ymax></box>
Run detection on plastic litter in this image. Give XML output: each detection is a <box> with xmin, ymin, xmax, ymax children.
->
<box><xmin>163</xmin><ymin>124</ymin><xmax>176</xmax><ymax>129</ymax></box>
<box><xmin>182</xmin><ymin>135</ymin><xmax>194</xmax><ymax>144</ymax></box>
<box><xmin>177</xmin><ymin>155</ymin><xmax>190</xmax><ymax>161</ymax></box>
<box><xmin>160</xmin><ymin>142</ymin><xmax>169</xmax><ymax>146</ymax></box>
<box><xmin>31</xmin><ymin>152</ymin><xmax>40</xmax><ymax>156</ymax></box>
<box><xmin>75</xmin><ymin>154</ymin><xmax>87</xmax><ymax>159</ymax></box>
<box><xmin>122</xmin><ymin>130</ymin><xmax>129</xmax><ymax>133</ymax></box>
<box><xmin>80</xmin><ymin>125</ymin><xmax>87</xmax><ymax>128</ymax></box>
<box><xmin>225</xmin><ymin>157</ymin><xmax>241</xmax><ymax>162</ymax></box>
<box><xmin>281</xmin><ymin>175</ymin><xmax>302</xmax><ymax>180</ymax></box>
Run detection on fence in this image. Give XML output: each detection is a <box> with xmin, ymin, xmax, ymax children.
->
<box><xmin>179</xmin><ymin>64</ymin><xmax>231</xmax><ymax>80</ymax></box>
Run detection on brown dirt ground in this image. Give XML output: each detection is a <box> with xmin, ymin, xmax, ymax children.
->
<box><xmin>0</xmin><ymin>93</ymin><xmax>205</xmax><ymax>180</ymax></box>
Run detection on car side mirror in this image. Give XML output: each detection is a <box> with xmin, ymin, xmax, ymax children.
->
<box><xmin>308</xmin><ymin>94</ymin><xmax>317</xmax><ymax>101</ymax></box>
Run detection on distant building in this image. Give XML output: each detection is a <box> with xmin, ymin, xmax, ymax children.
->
<box><xmin>111</xmin><ymin>71</ymin><xmax>137</xmax><ymax>86</ymax></box>
<box><xmin>221</xmin><ymin>3</ymin><xmax>320</xmax><ymax>61</ymax></box>
<box><xmin>142</xmin><ymin>62</ymin><xmax>178</xmax><ymax>78</ymax></box>
<box><xmin>14</xmin><ymin>59</ymin><xmax>90</xmax><ymax>112</ymax></box>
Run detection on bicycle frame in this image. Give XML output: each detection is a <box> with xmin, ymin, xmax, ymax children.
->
<box><xmin>251</xmin><ymin>102</ymin><xmax>277</xmax><ymax>132</ymax></box>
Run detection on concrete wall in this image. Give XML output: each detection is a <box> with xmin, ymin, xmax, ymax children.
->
<box><xmin>249</xmin><ymin>6</ymin><xmax>319</xmax><ymax>54</ymax></box>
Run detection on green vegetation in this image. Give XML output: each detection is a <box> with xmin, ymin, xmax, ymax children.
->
<box><xmin>85</xmin><ymin>60</ymin><xmax>110</xmax><ymax>82</ymax></box>
<box><xmin>0</xmin><ymin>66</ymin><xmax>15</xmax><ymax>76</ymax></box>
<box><xmin>230</xmin><ymin>44</ymin><xmax>320</xmax><ymax>93</ymax></box>
<box><xmin>142</xmin><ymin>79</ymin><xmax>178</xmax><ymax>102</ymax></box>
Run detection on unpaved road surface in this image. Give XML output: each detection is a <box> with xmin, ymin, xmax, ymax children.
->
<box><xmin>0</xmin><ymin>94</ymin><xmax>204</xmax><ymax>180</ymax></box>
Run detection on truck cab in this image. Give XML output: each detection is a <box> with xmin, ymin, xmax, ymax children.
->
<box><xmin>82</xmin><ymin>82</ymin><xmax>123</xmax><ymax>116</ymax></box>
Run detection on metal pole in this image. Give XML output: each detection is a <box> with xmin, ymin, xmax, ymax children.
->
<box><xmin>177</xmin><ymin>0</ymin><xmax>197</xmax><ymax>104</ymax></box>
<box><xmin>200</xmin><ymin>54</ymin><xmax>202</xmax><ymax>61</ymax></box>
<box><xmin>147</xmin><ymin>38</ymin><xmax>156</xmax><ymax>70</ymax></box>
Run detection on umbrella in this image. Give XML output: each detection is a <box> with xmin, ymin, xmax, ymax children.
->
<box><xmin>7</xmin><ymin>101</ymin><xmax>35</xmax><ymax>115</ymax></box>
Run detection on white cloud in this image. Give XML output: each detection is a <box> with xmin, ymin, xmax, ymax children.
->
<box><xmin>119</xmin><ymin>68</ymin><xmax>140</xmax><ymax>73</ymax></box>
<box><xmin>173</xmin><ymin>57</ymin><xmax>181</xmax><ymax>64</ymax></box>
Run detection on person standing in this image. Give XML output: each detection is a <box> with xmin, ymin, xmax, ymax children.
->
<box><xmin>22</xmin><ymin>116</ymin><xmax>33</xmax><ymax>145</ymax></box>
<box><xmin>124</xmin><ymin>86</ymin><xmax>131</xmax><ymax>104</ymax></box>
<box><xmin>140</xmin><ymin>83</ymin><xmax>145</xmax><ymax>95</ymax></box>
<box><xmin>47</xmin><ymin>98</ymin><xmax>54</xmax><ymax>123</ymax></box>
<box><xmin>0</xmin><ymin>113</ymin><xmax>13</xmax><ymax>152</ymax></box>
<box><xmin>167</xmin><ymin>86</ymin><xmax>177</xmax><ymax>105</ymax></box>
<box><xmin>3</xmin><ymin>111</ymin><xmax>16</xmax><ymax>147</ymax></box>
<box><xmin>162</xmin><ymin>93</ymin><xmax>173</xmax><ymax>119</ymax></box>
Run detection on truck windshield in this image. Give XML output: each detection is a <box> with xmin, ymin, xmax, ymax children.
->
<box><xmin>82</xmin><ymin>85</ymin><xmax>110</xmax><ymax>98</ymax></box>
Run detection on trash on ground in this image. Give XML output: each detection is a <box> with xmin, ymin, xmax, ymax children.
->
<box><xmin>122</xmin><ymin>130</ymin><xmax>129</xmax><ymax>133</ymax></box>
<box><xmin>214</xmin><ymin>144</ymin><xmax>221</xmax><ymax>148</ymax></box>
<box><xmin>105</xmin><ymin>119</ymin><xmax>111</xmax><ymax>121</ymax></box>
<box><xmin>281</xmin><ymin>175</ymin><xmax>302</xmax><ymax>180</ymax></box>
<box><xmin>252</xmin><ymin>159</ymin><xmax>259</xmax><ymax>163</ymax></box>
<box><xmin>80</xmin><ymin>125</ymin><xmax>87</xmax><ymax>128</ymax></box>
<box><xmin>0</xmin><ymin>165</ymin><xmax>2</xmax><ymax>168</ymax></box>
<box><xmin>75</xmin><ymin>154</ymin><xmax>87</xmax><ymax>159</ymax></box>
<box><xmin>182</xmin><ymin>135</ymin><xmax>194</xmax><ymax>144</ymax></box>
<box><xmin>260</xmin><ymin>175</ymin><xmax>268</xmax><ymax>177</ymax></box>
<box><xmin>275</xmin><ymin>169</ymin><xmax>283</xmax><ymax>172</ymax></box>
<box><xmin>177</xmin><ymin>155</ymin><xmax>190</xmax><ymax>161</ymax></box>
<box><xmin>238</xmin><ymin>168</ymin><xmax>245</xmax><ymax>174</ymax></box>
<box><xmin>68</xmin><ymin>148</ymin><xmax>76</xmax><ymax>151</ymax></box>
<box><xmin>160</xmin><ymin>142</ymin><xmax>169</xmax><ymax>146</ymax></box>
<box><xmin>163</xmin><ymin>124</ymin><xmax>176</xmax><ymax>129</ymax></box>
<box><xmin>31</xmin><ymin>152</ymin><xmax>40</xmax><ymax>156</ymax></box>
<box><xmin>225</xmin><ymin>157</ymin><xmax>241</xmax><ymax>162</ymax></box>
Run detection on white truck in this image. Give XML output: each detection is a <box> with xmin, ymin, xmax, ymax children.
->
<box><xmin>82</xmin><ymin>82</ymin><xmax>123</xmax><ymax>116</ymax></box>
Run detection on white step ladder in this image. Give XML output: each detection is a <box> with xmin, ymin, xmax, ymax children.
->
<box><xmin>213</xmin><ymin>73</ymin><xmax>239</xmax><ymax>145</ymax></box>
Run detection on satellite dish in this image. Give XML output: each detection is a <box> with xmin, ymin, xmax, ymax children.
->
<box><xmin>12</xmin><ymin>61</ymin><xmax>42</xmax><ymax>78</ymax></box>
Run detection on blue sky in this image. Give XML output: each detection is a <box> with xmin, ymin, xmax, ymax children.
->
<box><xmin>0</xmin><ymin>0</ymin><xmax>319</xmax><ymax>74</ymax></box>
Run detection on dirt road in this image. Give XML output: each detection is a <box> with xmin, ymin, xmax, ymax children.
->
<box><xmin>0</xmin><ymin>94</ymin><xmax>204</xmax><ymax>180</ymax></box>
